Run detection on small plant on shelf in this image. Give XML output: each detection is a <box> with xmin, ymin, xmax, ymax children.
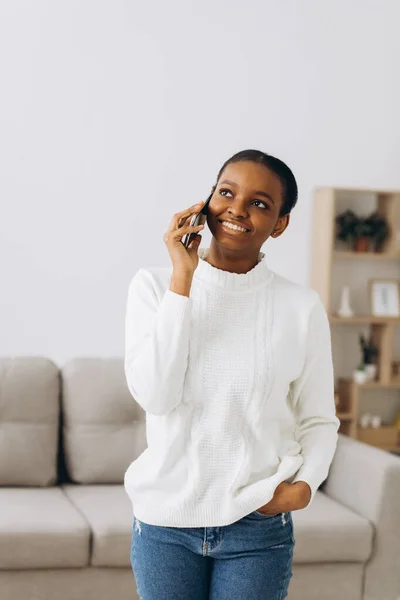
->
<box><xmin>353</xmin><ymin>334</ymin><xmax>379</xmax><ymax>383</ymax></box>
<box><xmin>353</xmin><ymin>361</ymin><xmax>367</xmax><ymax>384</ymax></box>
<box><xmin>359</xmin><ymin>333</ymin><xmax>379</xmax><ymax>364</ymax></box>
<box><xmin>365</xmin><ymin>211</ymin><xmax>390</xmax><ymax>252</ymax></box>
<box><xmin>335</xmin><ymin>209</ymin><xmax>390</xmax><ymax>252</ymax></box>
<box><xmin>359</xmin><ymin>333</ymin><xmax>379</xmax><ymax>380</ymax></box>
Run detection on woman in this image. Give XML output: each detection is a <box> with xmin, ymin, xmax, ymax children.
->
<box><xmin>124</xmin><ymin>149</ymin><xmax>340</xmax><ymax>600</ymax></box>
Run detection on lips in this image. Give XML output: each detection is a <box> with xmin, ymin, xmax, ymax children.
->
<box><xmin>218</xmin><ymin>219</ymin><xmax>251</xmax><ymax>233</ymax></box>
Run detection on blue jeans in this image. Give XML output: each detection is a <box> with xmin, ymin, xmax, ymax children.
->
<box><xmin>130</xmin><ymin>510</ymin><xmax>295</xmax><ymax>600</ymax></box>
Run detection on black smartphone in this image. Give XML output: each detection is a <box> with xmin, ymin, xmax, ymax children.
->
<box><xmin>182</xmin><ymin>192</ymin><xmax>213</xmax><ymax>248</ymax></box>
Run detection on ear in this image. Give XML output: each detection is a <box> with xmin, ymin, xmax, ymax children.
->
<box><xmin>272</xmin><ymin>213</ymin><xmax>290</xmax><ymax>237</ymax></box>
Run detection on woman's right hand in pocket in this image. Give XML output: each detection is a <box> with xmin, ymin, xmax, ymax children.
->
<box><xmin>163</xmin><ymin>201</ymin><xmax>206</xmax><ymax>277</ymax></box>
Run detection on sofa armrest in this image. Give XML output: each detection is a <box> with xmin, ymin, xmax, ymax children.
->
<box><xmin>324</xmin><ymin>433</ymin><xmax>400</xmax><ymax>600</ymax></box>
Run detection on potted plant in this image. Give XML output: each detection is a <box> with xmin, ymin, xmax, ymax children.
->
<box><xmin>364</xmin><ymin>210</ymin><xmax>390</xmax><ymax>252</ymax></box>
<box><xmin>335</xmin><ymin>210</ymin><xmax>360</xmax><ymax>250</ymax></box>
<box><xmin>353</xmin><ymin>219</ymin><xmax>374</xmax><ymax>252</ymax></box>
<box><xmin>335</xmin><ymin>209</ymin><xmax>390</xmax><ymax>253</ymax></box>
<box><xmin>353</xmin><ymin>361</ymin><xmax>367</xmax><ymax>384</ymax></box>
<box><xmin>359</xmin><ymin>333</ymin><xmax>379</xmax><ymax>380</ymax></box>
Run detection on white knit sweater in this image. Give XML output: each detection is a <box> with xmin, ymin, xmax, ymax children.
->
<box><xmin>124</xmin><ymin>246</ymin><xmax>340</xmax><ymax>527</ymax></box>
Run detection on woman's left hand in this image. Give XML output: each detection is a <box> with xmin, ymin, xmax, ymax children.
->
<box><xmin>256</xmin><ymin>481</ymin><xmax>312</xmax><ymax>514</ymax></box>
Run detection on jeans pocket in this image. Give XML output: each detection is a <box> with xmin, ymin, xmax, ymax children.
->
<box><xmin>252</xmin><ymin>510</ymin><xmax>282</xmax><ymax>518</ymax></box>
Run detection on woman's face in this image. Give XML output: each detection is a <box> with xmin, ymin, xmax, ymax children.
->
<box><xmin>207</xmin><ymin>161</ymin><xmax>290</xmax><ymax>250</ymax></box>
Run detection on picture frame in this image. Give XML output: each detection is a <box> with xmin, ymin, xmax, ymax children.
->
<box><xmin>369</xmin><ymin>279</ymin><xmax>400</xmax><ymax>317</ymax></box>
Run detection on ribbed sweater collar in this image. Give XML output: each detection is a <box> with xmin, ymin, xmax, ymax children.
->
<box><xmin>193</xmin><ymin>247</ymin><xmax>274</xmax><ymax>291</ymax></box>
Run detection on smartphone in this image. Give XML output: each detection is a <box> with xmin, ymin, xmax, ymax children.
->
<box><xmin>182</xmin><ymin>192</ymin><xmax>213</xmax><ymax>248</ymax></box>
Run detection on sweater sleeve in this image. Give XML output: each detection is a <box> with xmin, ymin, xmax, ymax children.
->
<box><xmin>290</xmin><ymin>293</ymin><xmax>340</xmax><ymax>506</ymax></box>
<box><xmin>124</xmin><ymin>268</ymin><xmax>192</xmax><ymax>416</ymax></box>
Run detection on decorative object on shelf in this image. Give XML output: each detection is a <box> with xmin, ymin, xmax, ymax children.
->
<box><xmin>360</xmin><ymin>413</ymin><xmax>384</xmax><ymax>428</ymax></box>
<box><xmin>335</xmin><ymin>209</ymin><xmax>390</xmax><ymax>253</ymax></box>
<box><xmin>359</xmin><ymin>413</ymin><xmax>372</xmax><ymax>428</ymax></box>
<box><xmin>364</xmin><ymin>364</ymin><xmax>377</xmax><ymax>381</ymax></box>
<box><xmin>353</xmin><ymin>363</ymin><xmax>367</xmax><ymax>384</ymax></box>
<box><xmin>365</xmin><ymin>210</ymin><xmax>391</xmax><ymax>252</ymax></box>
<box><xmin>359</xmin><ymin>333</ymin><xmax>378</xmax><ymax>381</ymax></box>
<box><xmin>337</xmin><ymin>285</ymin><xmax>354</xmax><ymax>318</ymax></box>
<box><xmin>371</xmin><ymin>415</ymin><xmax>382</xmax><ymax>428</ymax></box>
<box><xmin>391</xmin><ymin>361</ymin><xmax>400</xmax><ymax>382</ymax></box>
<box><xmin>369</xmin><ymin>279</ymin><xmax>400</xmax><ymax>317</ymax></box>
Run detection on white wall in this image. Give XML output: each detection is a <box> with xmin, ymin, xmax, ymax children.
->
<box><xmin>1</xmin><ymin>0</ymin><xmax>400</xmax><ymax>365</ymax></box>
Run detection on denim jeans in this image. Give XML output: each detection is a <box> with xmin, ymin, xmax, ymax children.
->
<box><xmin>130</xmin><ymin>510</ymin><xmax>295</xmax><ymax>600</ymax></box>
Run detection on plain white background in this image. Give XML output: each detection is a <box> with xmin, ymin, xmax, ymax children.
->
<box><xmin>1</xmin><ymin>0</ymin><xmax>400</xmax><ymax>365</ymax></box>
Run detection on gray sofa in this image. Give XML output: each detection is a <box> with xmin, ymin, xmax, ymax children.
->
<box><xmin>0</xmin><ymin>356</ymin><xmax>399</xmax><ymax>600</ymax></box>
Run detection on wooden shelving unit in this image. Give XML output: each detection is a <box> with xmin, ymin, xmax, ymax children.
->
<box><xmin>310</xmin><ymin>187</ymin><xmax>400</xmax><ymax>454</ymax></box>
<box><xmin>330</xmin><ymin>315</ymin><xmax>400</xmax><ymax>324</ymax></box>
<box><xmin>334</xmin><ymin>251</ymin><xmax>400</xmax><ymax>261</ymax></box>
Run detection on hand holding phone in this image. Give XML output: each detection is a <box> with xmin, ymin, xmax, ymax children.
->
<box><xmin>163</xmin><ymin>192</ymin><xmax>212</xmax><ymax>277</ymax></box>
<box><xmin>182</xmin><ymin>192</ymin><xmax>212</xmax><ymax>249</ymax></box>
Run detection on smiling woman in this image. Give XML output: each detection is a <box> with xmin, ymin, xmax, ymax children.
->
<box><xmin>124</xmin><ymin>148</ymin><xmax>339</xmax><ymax>600</ymax></box>
<box><xmin>202</xmin><ymin>149</ymin><xmax>298</xmax><ymax>274</ymax></box>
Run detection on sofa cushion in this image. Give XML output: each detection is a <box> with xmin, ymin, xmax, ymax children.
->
<box><xmin>62</xmin><ymin>484</ymin><xmax>133</xmax><ymax>567</ymax></box>
<box><xmin>0</xmin><ymin>488</ymin><xmax>90</xmax><ymax>569</ymax></box>
<box><xmin>292</xmin><ymin>490</ymin><xmax>374</xmax><ymax>563</ymax></box>
<box><xmin>0</xmin><ymin>357</ymin><xmax>59</xmax><ymax>486</ymax></box>
<box><xmin>60</xmin><ymin>484</ymin><xmax>373</xmax><ymax>567</ymax></box>
<box><xmin>61</xmin><ymin>358</ymin><xmax>146</xmax><ymax>483</ymax></box>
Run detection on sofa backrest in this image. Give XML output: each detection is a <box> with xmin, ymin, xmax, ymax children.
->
<box><xmin>0</xmin><ymin>356</ymin><xmax>60</xmax><ymax>486</ymax></box>
<box><xmin>61</xmin><ymin>357</ymin><xmax>146</xmax><ymax>484</ymax></box>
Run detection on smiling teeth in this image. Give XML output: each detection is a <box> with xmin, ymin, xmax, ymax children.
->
<box><xmin>221</xmin><ymin>221</ymin><xmax>248</xmax><ymax>232</ymax></box>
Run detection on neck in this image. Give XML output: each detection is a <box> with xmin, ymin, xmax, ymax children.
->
<box><xmin>205</xmin><ymin>242</ymin><xmax>262</xmax><ymax>274</ymax></box>
<box><xmin>194</xmin><ymin>246</ymin><xmax>272</xmax><ymax>292</ymax></box>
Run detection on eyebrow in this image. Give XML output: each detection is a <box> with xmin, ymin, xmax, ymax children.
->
<box><xmin>219</xmin><ymin>179</ymin><xmax>275</xmax><ymax>205</ymax></box>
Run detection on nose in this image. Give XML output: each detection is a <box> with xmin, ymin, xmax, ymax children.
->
<box><xmin>227</xmin><ymin>200</ymin><xmax>250</xmax><ymax>219</ymax></box>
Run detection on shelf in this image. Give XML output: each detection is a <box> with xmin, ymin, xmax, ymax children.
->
<box><xmin>312</xmin><ymin>188</ymin><xmax>400</xmax><ymax>448</ymax></box>
<box><xmin>360</xmin><ymin>381</ymin><xmax>400</xmax><ymax>388</ymax></box>
<box><xmin>330</xmin><ymin>315</ymin><xmax>400</xmax><ymax>324</ymax></box>
<box><xmin>333</xmin><ymin>251</ymin><xmax>400</xmax><ymax>260</ymax></box>
<box><xmin>317</xmin><ymin>186</ymin><xmax>400</xmax><ymax>194</ymax></box>
<box><xmin>366</xmin><ymin>381</ymin><xmax>400</xmax><ymax>388</ymax></box>
<box><xmin>341</xmin><ymin>378</ymin><xmax>400</xmax><ymax>389</ymax></box>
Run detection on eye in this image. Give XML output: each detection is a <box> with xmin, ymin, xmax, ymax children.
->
<box><xmin>219</xmin><ymin>188</ymin><xmax>269</xmax><ymax>209</ymax></box>
<box><xmin>253</xmin><ymin>199</ymin><xmax>269</xmax><ymax>210</ymax></box>
<box><xmin>219</xmin><ymin>188</ymin><xmax>233</xmax><ymax>197</ymax></box>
